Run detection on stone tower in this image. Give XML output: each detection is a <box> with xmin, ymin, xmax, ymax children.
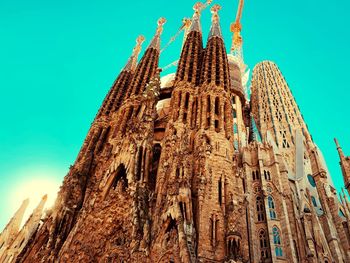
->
<box><xmin>2</xmin><ymin>1</ymin><xmax>350</xmax><ymax>263</ymax></box>
<box><xmin>250</xmin><ymin>61</ymin><xmax>312</xmax><ymax>172</ymax></box>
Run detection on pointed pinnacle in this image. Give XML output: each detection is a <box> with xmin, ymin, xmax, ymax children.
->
<box><xmin>188</xmin><ymin>2</ymin><xmax>205</xmax><ymax>32</ymax></box>
<box><xmin>124</xmin><ymin>35</ymin><xmax>145</xmax><ymax>72</ymax></box>
<box><xmin>149</xmin><ymin>18</ymin><xmax>167</xmax><ymax>50</ymax></box>
<box><xmin>208</xmin><ymin>4</ymin><xmax>223</xmax><ymax>39</ymax></box>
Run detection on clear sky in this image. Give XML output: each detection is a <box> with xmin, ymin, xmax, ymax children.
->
<box><xmin>0</xmin><ymin>0</ymin><xmax>349</xmax><ymax>230</ymax></box>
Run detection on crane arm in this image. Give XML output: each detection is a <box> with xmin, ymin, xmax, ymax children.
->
<box><xmin>235</xmin><ymin>0</ymin><xmax>244</xmax><ymax>25</ymax></box>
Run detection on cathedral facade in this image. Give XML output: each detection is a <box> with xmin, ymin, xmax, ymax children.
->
<box><xmin>1</xmin><ymin>2</ymin><xmax>350</xmax><ymax>263</ymax></box>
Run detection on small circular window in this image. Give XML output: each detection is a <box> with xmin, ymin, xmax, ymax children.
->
<box><xmin>307</xmin><ymin>174</ymin><xmax>316</xmax><ymax>187</ymax></box>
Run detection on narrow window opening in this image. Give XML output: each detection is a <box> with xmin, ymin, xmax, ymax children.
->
<box><xmin>215</xmin><ymin>97</ymin><xmax>220</xmax><ymax>115</ymax></box>
<box><xmin>218</xmin><ymin>178</ymin><xmax>222</xmax><ymax>205</ymax></box>
<box><xmin>111</xmin><ymin>164</ymin><xmax>128</xmax><ymax>192</ymax></box>
<box><xmin>232</xmin><ymin>109</ymin><xmax>237</xmax><ymax>118</ymax></box>
<box><xmin>259</xmin><ymin>229</ymin><xmax>270</xmax><ymax>260</ymax></box>
<box><xmin>268</xmin><ymin>196</ymin><xmax>277</xmax><ymax>219</ymax></box>
<box><xmin>215</xmin><ymin>120</ymin><xmax>219</xmax><ymax>131</ymax></box>
<box><xmin>256</xmin><ymin>196</ymin><xmax>265</xmax><ymax>222</ymax></box>
<box><xmin>191</xmin><ymin>99</ymin><xmax>197</xmax><ymax>129</ymax></box>
<box><xmin>149</xmin><ymin>143</ymin><xmax>161</xmax><ymax>191</ymax></box>
<box><xmin>206</xmin><ymin>95</ymin><xmax>211</xmax><ymax>128</ymax></box>
<box><xmin>273</xmin><ymin>227</ymin><xmax>283</xmax><ymax>257</ymax></box>
<box><xmin>293</xmin><ymin>240</ymin><xmax>300</xmax><ymax>262</ymax></box>
<box><xmin>184</xmin><ymin>93</ymin><xmax>190</xmax><ymax>109</ymax></box>
<box><xmin>210</xmin><ymin>217</ymin><xmax>214</xmax><ymax>246</ymax></box>
<box><xmin>176</xmin><ymin>168</ymin><xmax>180</xmax><ymax>178</ymax></box>
<box><xmin>136</xmin><ymin>146</ymin><xmax>143</xmax><ymax>181</ymax></box>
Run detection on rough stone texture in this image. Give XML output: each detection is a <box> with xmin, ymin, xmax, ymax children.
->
<box><xmin>1</xmin><ymin>8</ymin><xmax>350</xmax><ymax>263</ymax></box>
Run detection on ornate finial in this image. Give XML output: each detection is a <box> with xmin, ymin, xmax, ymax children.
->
<box><xmin>208</xmin><ymin>4</ymin><xmax>222</xmax><ymax>39</ymax></box>
<box><xmin>194</xmin><ymin>2</ymin><xmax>205</xmax><ymax>16</ymax></box>
<box><xmin>211</xmin><ymin>4</ymin><xmax>221</xmax><ymax>23</ymax></box>
<box><xmin>156</xmin><ymin>17</ymin><xmax>167</xmax><ymax>36</ymax></box>
<box><xmin>124</xmin><ymin>35</ymin><xmax>145</xmax><ymax>71</ymax></box>
<box><xmin>133</xmin><ymin>35</ymin><xmax>145</xmax><ymax>56</ymax></box>
<box><xmin>149</xmin><ymin>18</ymin><xmax>166</xmax><ymax>50</ymax></box>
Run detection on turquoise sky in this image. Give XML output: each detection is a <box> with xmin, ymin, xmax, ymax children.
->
<box><xmin>1</xmin><ymin>0</ymin><xmax>349</xmax><ymax>230</ymax></box>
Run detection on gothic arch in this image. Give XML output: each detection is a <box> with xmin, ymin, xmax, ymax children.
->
<box><xmin>102</xmin><ymin>164</ymin><xmax>128</xmax><ymax>199</ymax></box>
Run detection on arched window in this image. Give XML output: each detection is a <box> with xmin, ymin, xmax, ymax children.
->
<box><xmin>268</xmin><ymin>196</ymin><xmax>277</xmax><ymax>219</ymax></box>
<box><xmin>273</xmin><ymin>227</ymin><xmax>283</xmax><ymax>257</ymax></box>
<box><xmin>252</xmin><ymin>171</ymin><xmax>256</xmax><ymax>180</ymax></box>
<box><xmin>259</xmin><ymin>229</ymin><xmax>270</xmax><ymax>260</ymax></box>
<box><xmin>256</xmin><ymin>196</ymin><xmax>265</xmax><ymax>222</ymax></box>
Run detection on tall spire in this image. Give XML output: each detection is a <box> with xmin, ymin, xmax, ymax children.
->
<box><xmin>182</xmin><ymin>1</ymin><xmax>211</xmax><ymax>45</ymax></box>
<box><xmin>175</xmin><ymin>3</ymin><xmax>204</xmax><ymax>85</ymax></box>
<box><xmin>189</xmin><ymin>2</ymin><xmax>204</xmax><ymax>33</ymax></box>
<box><xmin>128</xmin><ymin>18</ymin><xmax>166</xmax><ymax>96</ymax></box>
<box><xmin>124</xmin><ymin>35</ymin><xmax>145</xmax><ymax>72</ymax></box>
<box><xmin>0</xmin><ymin>199</ymin><xmax>29</xmax><ymax>255</ymax></box>
<box><xmin>208</xmin><ymin>4</ymin><xmax>223</xmax><ymax>39</ymax></box>
<box><xmin>200</xmin><ymin>4</ymin><xmax>230</xmax><ymax>90</ymax></box>
<box><xmin>148</xmin><ymin>17</ymin><xmax>166</xmax><ymax>50</ymax></box>
<box><xmin>97</xmin><ymin>35</ymin><xmax>145</xmax><ymax>118</ymax></box>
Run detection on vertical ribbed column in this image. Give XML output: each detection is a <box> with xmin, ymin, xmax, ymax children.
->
<box><xmin>175</xmin><ymin>7</ymin><xmax>203</xmax><ymax>86</ymax></box>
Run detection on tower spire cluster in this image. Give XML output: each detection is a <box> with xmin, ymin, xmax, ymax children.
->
<box><xmin>2</xmin><ymin>1</ymin><xmax>350</xmax><ymax>263</ymax></box>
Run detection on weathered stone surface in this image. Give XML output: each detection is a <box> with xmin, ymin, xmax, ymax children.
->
<box><xmin>1</xmin><ymin>6</ymin><xmax>350</xmax><ymax>263</ymax></box>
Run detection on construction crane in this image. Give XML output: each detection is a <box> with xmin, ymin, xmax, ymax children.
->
<box><xmin>230</xmin><ymin>0</ymin><xmax>244</xmax><ymax>56</ymax></box>
<box><xmin>230</xmin><ymin>0</ymin><xmax>250</xmax><ymax>96</ymax></box>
